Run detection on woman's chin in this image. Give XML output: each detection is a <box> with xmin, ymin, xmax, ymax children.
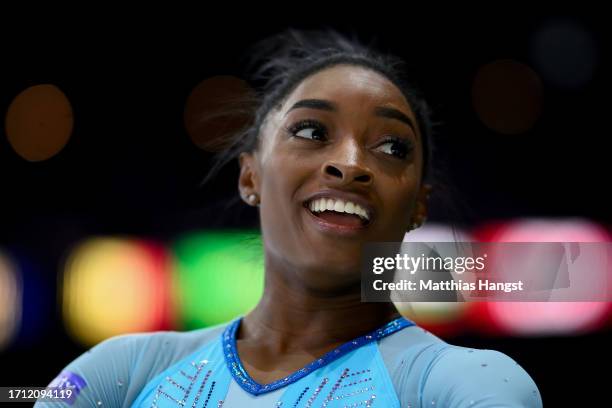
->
<box><xmin>295</xmin><ymin>258</ymin><xmax>363</xmax><ymax>286</ymax></box>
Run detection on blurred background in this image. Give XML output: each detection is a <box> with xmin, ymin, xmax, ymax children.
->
<box><xmin>1</xmin><ymin>10</ymin><xmax>610</xmax><ymax>406</ymax></box>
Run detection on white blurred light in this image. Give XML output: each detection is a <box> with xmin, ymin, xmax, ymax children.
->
<box><xmin>403</xmin><ymin>223</ymin><xmax>473</xmax><ymax>242</ymax></box>
<box><xmin>399</xmin><ymin>223</ymin><xmax>473</xmax><ymax>328</ymax></box>
<box><xmin>0</xmin><ymin>250</ymin><xmax>22</xmax><ymax>350</ymax></box>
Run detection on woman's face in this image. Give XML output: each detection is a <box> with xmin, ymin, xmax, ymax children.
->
<box><xmin>240</xmin><ymin>64</ymin><xmax>429</xmax><ymax>290</ymax></box>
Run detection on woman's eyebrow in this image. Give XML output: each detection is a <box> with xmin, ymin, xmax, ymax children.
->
<box><xmin>285</xmin><ymin>98</ymin><xmax>416</xmax><ymax>133</ymax></box>
<box><xmin>374</xmin><ymin>106</ymin><xmax>416</xmax><ymax>134</ymax></box>
<box><xmin>285</xmin><ymin>98</ymin><xmax>337</xmax><ymax>115</ymax></box>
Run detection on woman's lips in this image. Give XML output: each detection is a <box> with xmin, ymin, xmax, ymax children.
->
<box><xmin>303</xmin><ymin>206</ymin><xmax>370</xmax><ymax>236</ymax></box>
<box><xmin>314</xmin><ymin>210</ymin><xmax>364</xmax><ymax>227</ymax></box>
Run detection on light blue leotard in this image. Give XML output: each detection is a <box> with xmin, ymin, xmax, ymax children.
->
<box><xmin>35</xmin><ymin>316</ymin><xmax>543</xmax><ymax>407</ymax></box>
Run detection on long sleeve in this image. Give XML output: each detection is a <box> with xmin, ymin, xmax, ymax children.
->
<box><xmin>417</xmin><ymin>347</ymin><xmax>543</xmax><ymax>407</ymax></box>
<box><xmin>34</xmin><ymin>333</ymin><xmax>150</xmax><ymax>407</ymax></box>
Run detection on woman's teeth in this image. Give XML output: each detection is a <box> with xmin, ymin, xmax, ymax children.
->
<box><xmin>308</xmin><ymin>198</ymin><xmax>370</xmax><ymax>221</ymax></box>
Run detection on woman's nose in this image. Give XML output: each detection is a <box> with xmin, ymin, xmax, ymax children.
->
<box><xmin>321</xmin><ymin>160</ymin><xmax>373</xmax><ymax>187</ymax></box>
<box><xmin>320</xmin><ymin>136</ymin><xmax>374</xmax><ymax>187</ymax></box>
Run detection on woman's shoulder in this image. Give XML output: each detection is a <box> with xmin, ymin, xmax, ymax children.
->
<box><xmin>379</xmin><ymin>325</ymin><xmax>543</xmax><ymax>407</ymax></box>
<box><xmin>88</xmin><ymin>321</ymin><xmax>230</xmax><ymax>383</ymax></box>
<box><xmin>418</xmin><ymin>345</ymin><xmax>543</xmax><ymax>407</ymax></box>
<box><xmin>78</xmin><ymin>320</ymin><xmax>230</xmax><ymax>372</ymax></box>
<box><xmin>98</xmin><ymin>320</ymin><xmax>229</xmax><ymax>355</ymax></box>
<box><xmin>378</xmin><ymin>323</ymin><xmax>448</xmax><ymax>366</ymax></box>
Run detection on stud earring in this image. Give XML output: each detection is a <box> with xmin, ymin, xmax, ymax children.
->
<box><xmin>247</xmin><ymin>194</ymin><xmax>259</xmax><ymax>206</ymax></box>
<box><xmin>408</xmin><ymin>218</ymin><xmax>426</xmax><ymax>231</ymax></box>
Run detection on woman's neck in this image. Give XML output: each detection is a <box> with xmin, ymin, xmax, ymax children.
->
<box><xmin>240</xmin><ymin>265</ymin><xmax>401</xmax><ymax>354</ymax></box>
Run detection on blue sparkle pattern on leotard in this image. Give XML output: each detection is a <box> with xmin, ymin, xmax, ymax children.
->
<box><xmin>35</xmin><ymin>315</ymin><xmax>543</xmax><ymax>407</ymax></box>
<box><xmin>223</xmin><ymin>316</ymin><xmax>413</xmax><ymax>396</ymax></box>
<box><xmin>129</xmin><ymin>316</ymin><xmax>413</xmax><ymax>407</ymax></box>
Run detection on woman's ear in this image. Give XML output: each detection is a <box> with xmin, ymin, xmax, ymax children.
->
<box><xmin>238</xmin><ymin>151</ymin><xmax>260</xmax><ymax>206</ymax></box>
<box><xmin>409</xmin><ymin>183</ymin><xmax>432</xmax><ymax>230</ymax></box>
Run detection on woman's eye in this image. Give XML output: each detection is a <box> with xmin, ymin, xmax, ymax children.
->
<box><xmin>376</xmin><ymin>139</ymin><xmax>411</xmax><ymax>159</ymax></box>
<box><xmin>287</xmin><ymin>120</ymin><xmax>327</xmax><ymax>141</ymax></box>
<box><xmin>295</xmin><ymin>127</ymin><xmax>325</xmax><ymax>140</ymax></box>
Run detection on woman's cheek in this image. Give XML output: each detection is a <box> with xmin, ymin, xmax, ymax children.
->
<box><xmin>381</xmin><ymin>185</ymin><xmax>419</xmax><ymax>232</ymax></box>
<box><xmin>260</xmin><ymin>154</ymin><xmax>303</xmax><ymax>221</ymax></box>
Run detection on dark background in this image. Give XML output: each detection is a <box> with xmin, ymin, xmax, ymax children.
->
<box><xmin>1</xmin><ymin>10</ymin><xmax>610</xmax><ymax>406</ymax></box>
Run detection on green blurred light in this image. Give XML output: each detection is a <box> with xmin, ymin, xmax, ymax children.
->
<box><xmin>172</xmin><ymin>230</ymin><xmax>264</xmax><ymax>329</ymax></box>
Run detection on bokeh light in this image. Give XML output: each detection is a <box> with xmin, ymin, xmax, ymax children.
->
<box><xmin>184</xmin><ymin>76</ymin><xmax>256</xmax><ymax>152</ymax></box>
<box><xmin>531</xmin><ymin>18</ymin><xmax>598</xmax><ymax>90</ymax></box>
<box><xmin>5</xmin><ymin>84</ymin><xmax>74</xmax><ymax>161</ymax></box>
<box><xmin>403</xmin><ymin>223</ymin><xmax>473</xmax><ymax>243</ymax></box>
<box><xmin>472</xmin><ymin>59</ymin><xmax>543</xmax><ymax>134</ymax></box>
<box><xmin>172</xmin><ymin>230</ymin><xmax>264</xmax><ymax>329</ymax></box>
<box><xmin>398</xmin><ymin>223</ymin><xmax>474</xmax><ymax>336</ymax></box>
<box><xmin>0</xmin><ymin>249</ymin><xmax>22</xmax><ymax>350</ymax></box>
<box><xmin>472</xmin><ymin>218</ymin><xmax>611</xmax><ymax>336</ymax></box>
<box><xmin>62</xmin><ymin>238</ymin><xmax>174</xmax><ymax>346</ymax></box>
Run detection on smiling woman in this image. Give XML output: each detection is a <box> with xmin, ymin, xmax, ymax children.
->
<box><xmin>36</xmin><ymin>29</ymin><xmax>542</xmax><ymax>408</ymax></box>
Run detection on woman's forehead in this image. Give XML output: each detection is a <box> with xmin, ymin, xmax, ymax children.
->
<box><xmin>282</xmin><ymin>65</ymin><xmax>414</xmax><ymax>118</ymax></box>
